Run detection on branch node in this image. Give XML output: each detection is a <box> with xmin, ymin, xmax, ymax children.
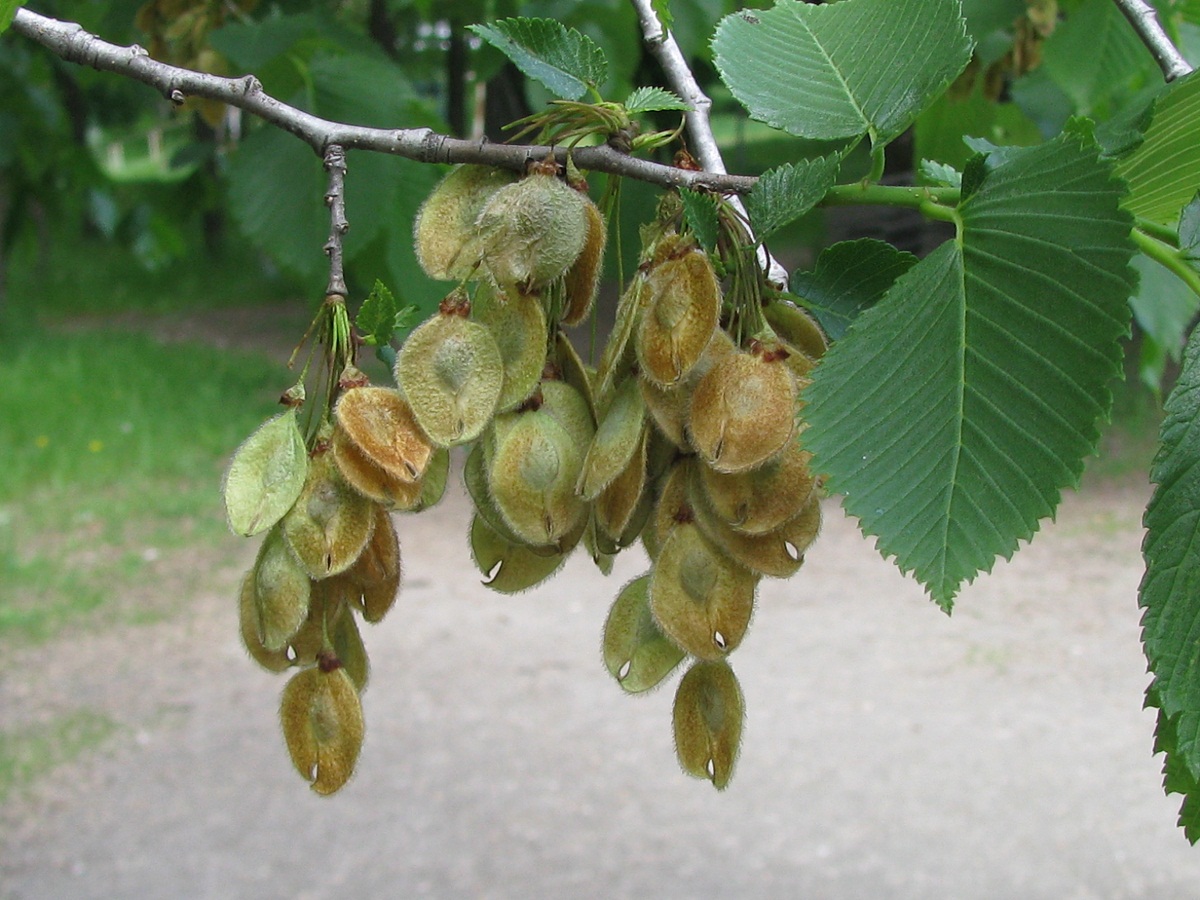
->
<box><xmin>169</xmin><ymin>89</ymin><xmax>185</xmax><ymax>106</ymax></box>
<box><xmin>64</xmin><ymin>24</ymin><xmax>94</xmax><ymax>66</ymax></box>
<box><xmin>418</xmin><ymin>129</ymin><xmax>448</xmax><ymax>163</ymax></box>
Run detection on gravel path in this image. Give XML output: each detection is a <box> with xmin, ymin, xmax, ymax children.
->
<box><xmin>3</xmin><ymin>473</ymin><xmax>1199</xmax><ymax>899</ymax></box>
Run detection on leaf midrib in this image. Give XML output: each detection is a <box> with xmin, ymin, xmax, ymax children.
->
<box><xmin>790</xmin><ymin>6</ymin><xmax>870</xmax><ymax>136</ymax></box>
<box><xmin>933</xmin><ymin>245</ymin><xmax>969</xmax><ymax>602</ymax></box>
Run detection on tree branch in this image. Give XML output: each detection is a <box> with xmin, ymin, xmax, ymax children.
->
<box><xmin>628</xmin><ymin>0</ymin><xmax>788</xmax><ymax>287</ymax></box>
<box><xmin>10</xmin><ymin>8</ymin><xmax>757</xmax><ymax>195</ymax></box>
<box><xmin>1112</xmin><ymin>0</ymin><xmax>1193</xmax><ymax>82</ymax></box>
<box><xmin>323</xmin><ymin>145</ymin><xmax>349</xmax><ymax>298</ymax></box>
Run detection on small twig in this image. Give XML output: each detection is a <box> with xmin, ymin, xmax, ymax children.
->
<box><xmin>628</xmin><ymin>0</ymin><xmax>789</xmax><ymax>287</ymax></box>
<box><xmin>629</xmin><ymin>0</ymin><xmax>719</xmax><ymax>173</ymax></box>
<box><xmin>1112</xmin><ymin>0</ymin><xmax>1193</xmax><ymax>82</ymax></box>
<box><xmin>10</xmin><ymin>8</ymin><xmax>757</xmax><ymax>195</ymax></box>
<box><xmin>323</xmin><ymin>144</ymin><xmax>349</xmax><ymax>298</ymax></box>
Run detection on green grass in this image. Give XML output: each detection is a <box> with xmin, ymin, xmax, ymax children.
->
<box><xmin>0</xmin><ymin>711</ymin><xmax>121</xmax><ymax>804</ymax></box>
<box><xmin>0</xmin><ymin>329</ymin><xmax>286</xmax><ymax>502</ymax></box>
<box><xmin>5</xmin><ymin>226</ymin><xmax>299</xmax><ymax>319</ymax></box>
<box><xmin>0</xmin><ymin>328</ymin><xmax>290</xmax><ymax>642</ymax></box>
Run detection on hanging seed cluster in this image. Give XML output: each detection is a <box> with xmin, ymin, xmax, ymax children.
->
<box><xmin>593</xmin><ymin>222</ymin><xmax>826</xmax><ymax>790</ymax></box>
<box><xmin>224</xmin><ymin>159</ymin><xmax>827</xmax><ymax>794</ymax></box>
<box><xmin>224</xmin><ymin>360</ymin><xmax>448</xmax><ymax>794</ymax></box>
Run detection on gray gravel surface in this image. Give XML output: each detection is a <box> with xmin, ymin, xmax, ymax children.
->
<box><xmin>3</xmin><ymin>477</ymin><xmax>1199</xmax><ymax>899</ymax></box>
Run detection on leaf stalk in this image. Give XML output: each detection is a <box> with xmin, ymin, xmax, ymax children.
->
<box><xmin>823</xmin><ymin>184</ymin><xmax>960</xmax><ymax>210</ymax></box>
<box><xmin>1132</xmin><ymin>228</ymin><xmax>1200</xmax><ymax>299</ymax></box>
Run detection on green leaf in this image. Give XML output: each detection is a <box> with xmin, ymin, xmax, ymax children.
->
<box><xmin>356</xmin><ymin>281</ymin><xmax>399</xmax><ymax>347</ymax></box>
<box><xmin>665</xmin><ymin>0</ymin><xmax>724</xmax><ymax>61</ymax></box>
<box><xmin>712</xmin><ymin>0</ymin><xmax>973</xmax><ymax>146</ymax></box>
<box><xmin>1138</xmin><ymin>332</ymin><xmax>1170</xmax><ymax>397</ymax></box>
<box><xmin>1181</xmin><ymin>23</ymin><xmax>1200</xmax><ymax>64</ymax></box>
<box><xmin>226</xmin><ymin>127</ymin><xmax>326</xmax><ymax>280</ymax></box>
<box><xmin>539</xmin><ymin>5</ymin><xmax>640</xmax><ymax>105</ymax></box>
<box><xmin>652</xmin><ymin>0</ymin><xmax>673</xmax><ymax>32</ymax></box>
<box><xmin>1141</xmin><ymin>325</ymin><xmax>1200</xmax><ymax>822</ymax></box>
<box><xmin>789</xmin><ymin>239</ymin><xmax>917</xmax><ymax>342</ymax></box>
<box><xmin>1155</xmin><ymin>674</ymin><xmax>1200</xmax><ymax>843</ymax></box>
<box><xmin>392</xmin><ymin>305</ymin><xmax>419</xmax><ymax>336</ymax></box>
<box><xmin>679</xmin><ymin>189</ymin><xmax>720</xmax><ymax>253</ymax></box>
<box><xmin>624</xmin><ymin>86</ymin><xmax>690</xmax><ymax>114</ymax></box>
<box><xmin>745</xmin><ymin>157</ymin><xmax>841</xmax><ymax>241</ymax></box>
<box><xmin>225</xmin><ymin>48</ymin><xmax>445</xmax><ymax>312</ymax></box>
<box><xmin>1160</xmin><ymin>708</ymin><xmax>1200</xmax><ymax>843</ymax></box>
<box><xmin>1117</xmin><ymin>71</ymin><xmax>1200</xmax><ymax>226</ymax></box>
<box><xmin>0</xmin><ymin>1</ymin><xmax>23</xmax><ymax>34</ymax></box>
<box><xmin>918</xmin><ymin>160</ymin><xmax>963</xmax><ymax>189</ymax></box>
<box><xmin>803</xmin><ymin>133</ymin><xmax>1136</xmax><ymax>608</ymax></box>
<box><xmin>1009</xmin><ymin>66</ymin><xmax>1076</xmax><ymax>138</ymax></box>
<box><xmin>210</xmin><ymin>11</ymin><xmax>378</xmax><ymax>98</ymax></box>
<box><xmin>468</xmin><ymin>18</ymin><xmax>608</xmax><ymax>101</ymax></box>
<box><xmin>1136</xmin><ymin>320</ymin><xmax>1200</xmax><ymax>841</ymax></box>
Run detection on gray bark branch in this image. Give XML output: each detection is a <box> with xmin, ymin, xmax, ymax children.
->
<box><xmin>10</xmin><ymin>8</ymin><xmax>757</xmax><ymax>195</ymax></box>
<box><xmin>1111</xmin><ymin>0</ymin><xmax>1193</xmax><ymax>82</ymax></box>
<box><xmin>323</xmin><ymin>145</ymin><xmax>349</xmax><ymax>298</ymax></box>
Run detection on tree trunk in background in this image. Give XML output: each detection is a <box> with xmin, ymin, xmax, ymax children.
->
<box><xmin>447</xmin><ymin>19</ymin><xmax>467</xmax><ymax>138</ymax></box>
<box><xmin>0</xmin><ymin>179</ymin><xmax>9</xmax><ymax>320</ymax></box>
<box><xmin>484</xmin><ymin>64</ymin><xmax>531</xmax><ymax>143</ymax></box>
<box><xmin>367</xmin><ymin>0</ymin><xmax>398</xmax><ymax>58</ymax></box>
